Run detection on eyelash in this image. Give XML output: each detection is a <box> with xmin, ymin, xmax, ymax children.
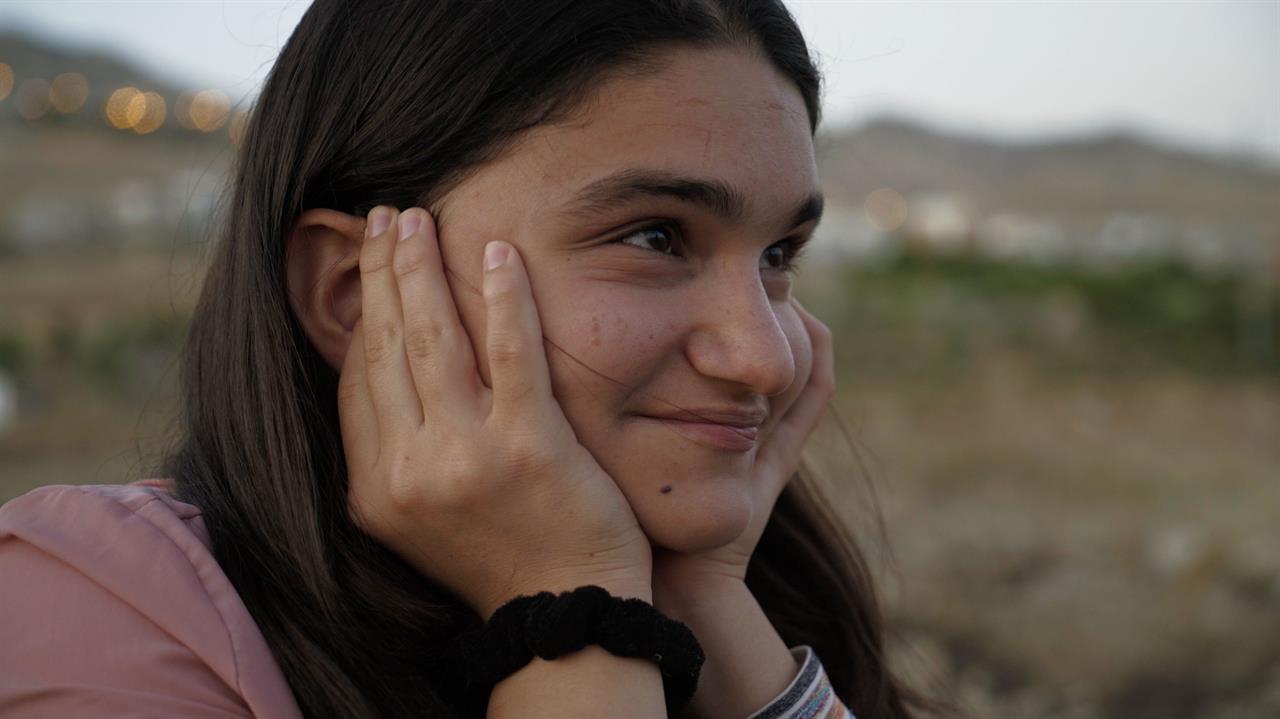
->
<box><xmin>610</xmin><ymin>221</ymin><xmax>810</xmax><ymax>274</ymax></box>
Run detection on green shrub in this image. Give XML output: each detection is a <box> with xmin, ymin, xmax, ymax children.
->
<box><xmin>0</xmin><ymin>330</ymin><xmax>27</xmax><ymax>376</ymax></box>
<box><xmin>79</xmin><ymin>313</ymin><xmax>187</xmax><ymax>394</ymax></box>
<box><xmin>831</xmin><ymin>252</ymin><xmax>1278</xmax><ymax>376</ymax></box>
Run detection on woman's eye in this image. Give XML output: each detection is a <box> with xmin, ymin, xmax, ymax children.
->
<box><xmin>615</xmin><ymin>223</ymin><xmax>679</xmax><ymax>256</ymax></box>
<box><xmin>611</xmin><ymin>221</ymin><xmax>806</xmax><ymax>274</ymax></box>
<box><xmin>761</xmin><ymin>244</ymin><xmax>789</xmax><ymax>271</ymax></box>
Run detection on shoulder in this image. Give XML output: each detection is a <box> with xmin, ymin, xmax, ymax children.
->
<box><xmin>1</xmin><ymin>479</ymin><xmax>210</xmax><ymax>553</ymax></box>
<box><xmin>0</xmin><ymin>481</ymin><xmax>302</xmax><ymax>718</ymax></box>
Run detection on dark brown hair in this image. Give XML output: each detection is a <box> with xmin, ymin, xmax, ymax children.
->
<box><xmin>158</xmin><ymin>1</ymin><xmax>939</xmax><ymax>716</ymax></box>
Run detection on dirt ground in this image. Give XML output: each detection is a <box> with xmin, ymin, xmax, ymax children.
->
<box><xmin>822</xmin><ymin>351</ymin><xmax>1280</xmax><ymax>718</ymax></box>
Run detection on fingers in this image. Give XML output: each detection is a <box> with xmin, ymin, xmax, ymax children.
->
<box><xmin>338</xmin><ymin>320</ymin><xmax>381</xmax><ymax>471</ymax></box>
<box><xmin>481</xmin><ymin>240</ymin><xmax>554</xmax><ymax>422</ymax></box>
<box><xmin>756</xmin><ymin>298</ymin><xmax>836</xmax><ymax>483</ymax></box>
<box><xmin>393</xmin><ymin>208</ymin><xmax>481</xmax><ymax>415</ymax></box>
<box><xmin>359</xmin><ymin>206</ymin><xmax>425</xmax><ymax>435</ymax></box>
<box><xmin>793</xmin><ymin>298</ymin><xmax>835</xmax><ymax>400</ymax></box>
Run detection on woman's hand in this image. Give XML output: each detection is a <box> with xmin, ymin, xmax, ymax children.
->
<box><xmin>651</xmin><ymin>298</ymin><xmax>835</xmax><ymax>598</ymax></box>
<box><xmin>338</xmin><ymin>205</ymin><xmax>653</xmax><ymax>619</ymax></box>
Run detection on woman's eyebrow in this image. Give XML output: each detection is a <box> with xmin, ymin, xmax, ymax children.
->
<box><xmin>561</xmin><ymin>168</ymin><xmax>824</xmax><ymax>230</ymax></box>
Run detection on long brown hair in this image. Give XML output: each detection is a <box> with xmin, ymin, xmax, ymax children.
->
<box><xmin>157</xmin><ymin>1</ymin><xmax>939</xmax><ymax>716</ymax></box>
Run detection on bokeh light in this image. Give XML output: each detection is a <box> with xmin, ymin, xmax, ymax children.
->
<box><xmin>228</xmin><ymin>108</ymin><xmax>249</xmax><ymax>147</ymax></box>
<box><xmin>16</xmin><ymin>78</ymin><xmax>51</xmax><ymax>121</ymax></box>
<box><xmin>864</xmin><ymin>187</ymin><xmax>909</xmax><ymax>232</ymax></box>
<box><xmin>124</xmin><ymin>91</ymin><xmax>148</xmax><ymax>128</ymax></box>
<box><xmin>104</xmin><ymin>87</ymin><xmax>166</xmax><ymax>133</ymax></box>
<box><xmin>131</xmin><ymin>91</ymin><xmax>166</xmax><ymax>134</ymax></box>
<box><xmin>49</xmin><ymin>72</ymin><xmax>89</xmax><ymax>114</ymax></box>
<box><xmin>190</xmin><ymin>89</ymin><xmax>230</xmax><ymax>132</ymax></box>
<box><xmin>105</xmin><ymin>86</ymin><xmax>141</xmax><ymax>129</ymax></box>
<box><xmin>0</xmin><ymin>63</ymin><xmax>13</xmax><ymax>102</ymax></box>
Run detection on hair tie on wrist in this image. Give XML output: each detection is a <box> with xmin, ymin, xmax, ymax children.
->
<box><xmin>443</xmin><ymin>584</ymin><xmax>704</xmax><ymax>714</ymax></box>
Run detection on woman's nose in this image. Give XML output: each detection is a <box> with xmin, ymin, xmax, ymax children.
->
<box><xmin>684</xmin><ymin>266</ymin><xmax>796</xmax><ymax>398</ymax></box>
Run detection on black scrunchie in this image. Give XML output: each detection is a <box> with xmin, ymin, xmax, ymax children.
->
<box><xmin>446</xmin><ymin>585</ymin><xmax>704</xmax><ymax>714</ymax></box>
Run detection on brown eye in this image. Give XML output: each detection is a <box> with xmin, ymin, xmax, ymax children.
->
<box><xmin>761</xmin><ymin>244</ymin><xmax>788</xmax><ymax>270</ymax></box>
<box><xmin>760</xmin><ymin>237</ymin><xmax>808</xmax><ymax>274</ymax></box>
<box><xmin>616</xmin><ymin>224</ymin><xmax>678</xmax><ymax>256</ymax></box>
<box><xmin>612</xmin><ymin>221</ymin><xmax>809</xmax><ymax>274</ymax></box>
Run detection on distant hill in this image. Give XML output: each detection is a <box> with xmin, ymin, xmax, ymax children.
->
<box><xmin>815</xmin><ymin>116</ymin><xmax>1280</xmax><ymax>229</ymax></box>
<box><xmin>0</xmin><ymin>30</ymin><xmax>168</xmax><ymax>94</ymax></box>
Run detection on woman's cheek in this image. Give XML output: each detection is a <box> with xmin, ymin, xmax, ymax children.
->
<box><xmin>539</xmin><ymin>286</ymin><xmax>659</xmax><ymax>416</ymax></box>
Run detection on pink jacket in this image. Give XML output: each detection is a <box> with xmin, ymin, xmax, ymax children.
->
<box><xmin>0</xmin><ymin>480</ymin><xmax>853</xmax><ymax>718</ymax></box>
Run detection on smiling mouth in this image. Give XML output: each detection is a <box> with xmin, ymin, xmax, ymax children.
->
<box><xmin>639</xmin><ymin>415</ymin><xmax>758</xmax><ymax>452</ymax></box>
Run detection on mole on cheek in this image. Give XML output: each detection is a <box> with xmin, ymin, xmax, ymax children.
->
<box><xmin>660</xmin><ymin>485</ymin><xmax>673</xmax><ymax>494</ymax></box>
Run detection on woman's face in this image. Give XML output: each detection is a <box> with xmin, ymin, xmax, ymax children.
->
<box><xmin>434</xmin><ymin>45</ymin><xmax>821</xmax><ymax>552</ymax></box>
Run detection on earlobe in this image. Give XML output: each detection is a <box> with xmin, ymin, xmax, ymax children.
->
<box><xmin>286</xmin><ymin>208</ymin><xmax>366</xmax><ymax>372</ymax></box>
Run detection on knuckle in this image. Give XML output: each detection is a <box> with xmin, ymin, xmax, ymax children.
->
<box><xmin>503</xmin><ymin>437</ymin><xmax>553</xmax><ymax>479</ymax></box>
<box><xmin>404</xmin><ymin>322</ymin><xmax>448</xmax><ymax>364</ymax></box>
<box><xmin>434</xmin><ymin>473</ymin><xmax>481</xmax><ymax>509</ymax></box>
<box><xmin>337</xmin><ymin>370</ymin><xmax>361</xmax><ymax>405</ymax></box>
<box><xmin>346</xmin><ymin>491</ymin><xmax>380</xmax><ymax>535</ymax></box>
<box><xmin>359</xmin><ymin>245</ymin><xmax>393</xmax><ymax>276</ymax></box>
<box><xmin>487</xmin><ymin>333</ymin><xmax>526</xmax><ymax>367</ymax></box>
<box><xmin>421</xmin><ymin>441</ymin><xmax>492</xmax><ymax>505</ymax></box>
<box><xmin>363</xmin><ymin>324</ymin><xmax>400</xmax><ymax>366</ymax></box>
<box><xmin>432</xmin><ymin>455</ymin><xmax>490</xmax><ymax>508</ymax></box>
<box><xmin>382</xmin><ymin>452</ymin><xmax>423</xmax><ymax>508</ymax></box>
<box><xmin>348</xmin><ymin>473</ymin><xmax>402</xmax><ymax>539</ymax></box>
<box><xmin>502</xmin><ymin>382</ymin><xmax>538</xmax><ymax>407</ymax></box>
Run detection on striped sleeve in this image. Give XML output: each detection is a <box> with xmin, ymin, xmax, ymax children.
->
<box><xmin>744</xmin><ymin>645</ymin><xmax>855</xmax><ymax>719</ymax></box>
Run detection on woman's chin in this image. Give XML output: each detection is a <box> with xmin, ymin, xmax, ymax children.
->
<box><xmin>636</xmin><ymin>482</ymin><xmax>753</xmax><ymax>553</ymax></box>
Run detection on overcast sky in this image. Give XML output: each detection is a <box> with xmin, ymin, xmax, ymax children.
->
<box><xmin>1</xmin><ymin>1</ymin><xmax>1277</xmax><ymax>165</ymax></box>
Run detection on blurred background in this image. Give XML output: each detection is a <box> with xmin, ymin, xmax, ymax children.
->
<box><xmin>0</xmin><ymin>2</ymin><xmax>1276</xmax><ymax>717</ymax></box>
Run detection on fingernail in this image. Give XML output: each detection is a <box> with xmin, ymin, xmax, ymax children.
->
<box><xmin>368</xmin><ymin>207</ymin><xmax>392</xmax><ymax>237</ymax></box>
<box><xmin>398</xmin><ymin>210</ymin><xmax>421</xmax><ymax>241</ymax></box>
<box><xmin>484</xmin><ymin>241</ymin><xmax>509</xmax><ymax>272</ymax></box>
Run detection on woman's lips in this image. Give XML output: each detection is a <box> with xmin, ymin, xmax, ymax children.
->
<box><xmin>642</xmin><ymin>416</ymin><xmax>758</xmax><ymax>452</ymax></box>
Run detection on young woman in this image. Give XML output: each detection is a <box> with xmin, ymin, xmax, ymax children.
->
<box><xmin>0</xmin><ymin>1</ymin><xmax>940</xmax><ymax>717</ymax></box>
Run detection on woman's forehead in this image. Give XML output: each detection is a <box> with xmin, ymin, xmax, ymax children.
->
<box><xmin>492</xmin><ymin>46</ymin><xmax>818</xmax><ymax>221</ymax></box>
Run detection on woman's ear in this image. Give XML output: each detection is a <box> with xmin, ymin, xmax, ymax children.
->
<box><xmin>286</xmin><ymin>208</ymin><xmax>367</xmax><ymax>371</ymax></box>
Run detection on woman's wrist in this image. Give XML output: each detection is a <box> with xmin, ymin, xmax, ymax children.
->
<box><xmin>651</xmin><ymin>578</ymin><xmax>799</xmax><ymax>719</ymax></box>
<box><xmin>651</xmin><ymin>565</ymin><xmax>744</xmax><ymax>617</ymax></box>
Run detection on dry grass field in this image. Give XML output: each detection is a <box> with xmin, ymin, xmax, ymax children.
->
<box><xmin>842</xmin><ymin>364</ymin><xmax>1280</xmax><ymax>718</ymax></box>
